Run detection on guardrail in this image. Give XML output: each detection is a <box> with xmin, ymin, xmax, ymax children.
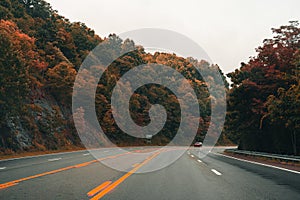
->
<box><xmin>224</xmin><ymin>149</ymin><xmax>300</xmax><ymax>163</ymax></box>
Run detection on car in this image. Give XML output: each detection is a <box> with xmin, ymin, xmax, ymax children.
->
<box><xmin>194</xmin><ymin>142</ymin><xmax>202</xmax><ymax>147</ymax></box>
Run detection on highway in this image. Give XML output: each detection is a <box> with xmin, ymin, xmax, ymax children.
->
<box><xmin>0</xmin><ymin>147</ymin><xmax>299</xmax><ymax>200</ymax></box>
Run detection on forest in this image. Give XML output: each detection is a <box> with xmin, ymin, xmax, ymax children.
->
<box><xmin>0</xmin><ymin>0</ymin><xmax>299</xmax><ymax>155</ymax></box>
<box><xmin>225</xmin><ymin>21</ymin><xmax>300</xmax><ymax>155</ymax></box>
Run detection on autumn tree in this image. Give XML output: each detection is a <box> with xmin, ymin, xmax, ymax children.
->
<box><xmin>0</xmin><ymin>20</ymin><xmax>38</xmax><ymax>126</ymax></box>
<box><xmin>225</xmin><ymin>21</ymin><xmax>300</xmax><ymax>154</ymax></box>
<box><xmin>46</xmin><ymin>61</ymin><xmax>77</xmax><ymax>106</ymax></box>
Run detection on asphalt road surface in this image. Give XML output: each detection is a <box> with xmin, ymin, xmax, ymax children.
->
<box><xmin>0</xmin><ymin>147</ymin><xmax>299</xmax><ymax>200</ymax></box>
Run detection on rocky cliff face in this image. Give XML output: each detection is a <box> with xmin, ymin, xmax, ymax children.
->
<box><xmin>1</xmin><ymin>92</ymin><xmax>83</xmax><ymax>153</ymax></box>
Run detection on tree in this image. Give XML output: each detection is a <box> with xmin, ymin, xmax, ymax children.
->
<box><xmin>265</xmin><ymin>84</ymin><xmax>300</xmax><ymax>155</ymax></box>
<box><xmin>0</xmin><ymin>20</ymin><xmax>35</xmax><ymax>126</ymax></box>
<box><xmin>46</xmin><ymin>61</ymin><xmax>76</xmax><ymax>106</ymax></box>
<box><xmin>225</xmin><ymin>21</ymin><xmax>300</xmax><ymax>154</ymax></box>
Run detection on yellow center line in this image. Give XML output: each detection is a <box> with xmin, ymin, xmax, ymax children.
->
<box><xmin>132</xmin><ymin>163</ymin><xmax>140</xmax><ymax>168</ymax></box>
<box><xmin>90</xmin><ymin>151</ymin><xmax>162</xmax><ymax>200</ymax></box>
<box><xmin>0</xmin><ymin>151</ymin><xmax>131</xmax><ymax>190</ymax></box>
<box><xmin>87</xmin><ymin>181</ymin><xmax>112</xmax><ymax>197</ymax></box>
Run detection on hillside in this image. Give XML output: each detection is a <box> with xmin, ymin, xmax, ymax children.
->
<box><xmin>0</xmin><ymin>0</ymin><xmax>228</xmax><ymax>154</ymax></box>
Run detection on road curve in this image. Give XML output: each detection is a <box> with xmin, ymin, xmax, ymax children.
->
<box><xmin>0</xmin><ymin>147</ymin><xmax>299</xmax><ymax>200</ymax></box>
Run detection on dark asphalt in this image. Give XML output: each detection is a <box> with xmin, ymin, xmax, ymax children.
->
<box><xmin>0</xmin><ymin>147</ymin><xmax>299</xmax><ymax>200</ymax></box>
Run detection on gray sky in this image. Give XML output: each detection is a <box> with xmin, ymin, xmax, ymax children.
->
<box><xmin>47</xmin><ymin>0</ymin><xmax>299</xmax><ymax>74</ymax></box>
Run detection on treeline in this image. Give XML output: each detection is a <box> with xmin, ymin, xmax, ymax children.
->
<box><xmin>1</xmin><ymin>0</ymin><xmax>298</xmax><ymax>155</ymax></box>
<box><xmin>76</xmin><ymin>46</ymin><xmax>228</xmax><ymax>147</ymax></box>
<box><xmin>0</xmin><ymin>0</ymin><xmax>102</xmax><ymax>153</ymax></box>
<box><xmin>0</xmin><ymin>0</ymin><xmax>228</xmax><ymax>153</ymax></box>
<box><xmin>224</xmin><ymin>21</ymin><xmax>300</xmax><ymax>155</ymax></box>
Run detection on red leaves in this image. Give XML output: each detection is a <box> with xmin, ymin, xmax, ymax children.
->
<box><xmin>226</xmin><ymin>22</ymin><xmax>300</xmax><ymax>153</ymax></box>
<box><xmin>0</xmin><ymin>19</ymin><xmax>48</xmax><ymax>71</ymax></box>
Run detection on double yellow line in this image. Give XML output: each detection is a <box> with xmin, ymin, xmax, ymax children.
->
<box><xmin>88</xmin><ymin>151</ymin><xmax>162</xmax><ymax>200</ymax></box>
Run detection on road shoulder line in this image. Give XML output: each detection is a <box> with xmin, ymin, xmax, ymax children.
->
<box><xmin>215</xmin><ymin>152</ymin><xmax>300</xmax><ymax>174</ymax></box>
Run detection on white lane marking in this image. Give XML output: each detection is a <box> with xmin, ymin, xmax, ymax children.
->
<box><xmin>0</xmin><ymin>167</ymin><xmax>6</xmax><ymax>170</ymax></box>
<box><xmin>215</xmin><ymin>153</ymin><xmax>300</xmax><ymax>175</ymax></box>
<box><xmin>211</xmin><ymin>169</ymin><xmax>222</xmax><ymax>176</ymax></box>
<box><xmin>190</xmin><ymin>155</ymin><xmax>195</xmax><ymax>158</ymax></box>
<box><xmin>197</xmin><ymin>160</ymin><xmax>202</xmax><ymax>163</ymax></box>
<box><xmin>187</xmin><ymin>152</ymin><xmax>191</xmax><ymax>155</ymax></box>
<box><xmin>104</xmin><ymin>151</ymin><xmax>110</xmax><ymax>153</ymax></box>
<box><xmin>83</xmin><ymin>153</ymin><xmax>90</xmax><ymax>156</ymax></box>
<box><xmin>0</xmin><ymin>150</ymin><xmax>88</xmax><ymax>162</ymax></box>
<box><xmin>48</xmin><ymin>158</ymin><xmax>62</xmax><ymax>162</ymax></box>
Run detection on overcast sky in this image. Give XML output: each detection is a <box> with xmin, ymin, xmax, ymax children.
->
<box><xmin>46</xmin><ymin>0</ymin><xmax>299</xmax><ymax>74</ymax></box>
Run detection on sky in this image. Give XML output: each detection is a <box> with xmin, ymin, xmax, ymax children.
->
<box><xmin>46</xmin><ymin>0</ymin><xmax>300</xmax><ymax>74</ymax></box>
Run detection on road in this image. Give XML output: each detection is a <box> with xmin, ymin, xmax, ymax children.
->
<box><xmin>0</xmin><ymin>147</ymin><xmax>299</xmax><ymax>200</ymax></box>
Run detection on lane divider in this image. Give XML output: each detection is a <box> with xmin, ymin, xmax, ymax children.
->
<box><xmin>89</xmin><ymin>151</ymin><xmax>162</xmax><ymax>200</ymax></box>
<box><xmin>132</xmin><ymin>163</ymin><xmax>140</xmax><ymax>168</ymax></box>
<box><xmin>211</xmin><ymin>169</ymin><xmax>222</xmax><ymax>176</ymax></box>
<box><xmin>0</xmin><ymin>152</ymin><xmax>131</xmax><ymax>190</ymax></box>
<box><xmin>188</xmin><ymin>152</ymin><xmax>208</xmax><ymax>167</ymax></box>
<box><xmin>0</xmin><ymin>149</ymin><xmax>88</xmax><ymax>162</ymax></box>
<box><xmin>87</xmin><ymin>181</ymin><xmax>112</xmax><ymax>197</ymax></box>
<box><xmin>0</xmin><ymin>161</ymin><xmax>98</xmax><ymax>190</ymax></box>
<box><xmin>48</xmin><ymin>158</ymin><xmax>62</xmax><ymax>162</ymax></box>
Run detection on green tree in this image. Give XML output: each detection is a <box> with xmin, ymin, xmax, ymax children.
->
<box><xmin>265</xmin><ymin>84</ymin><xmax>300</xmax><ymax>155</ymax></box>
